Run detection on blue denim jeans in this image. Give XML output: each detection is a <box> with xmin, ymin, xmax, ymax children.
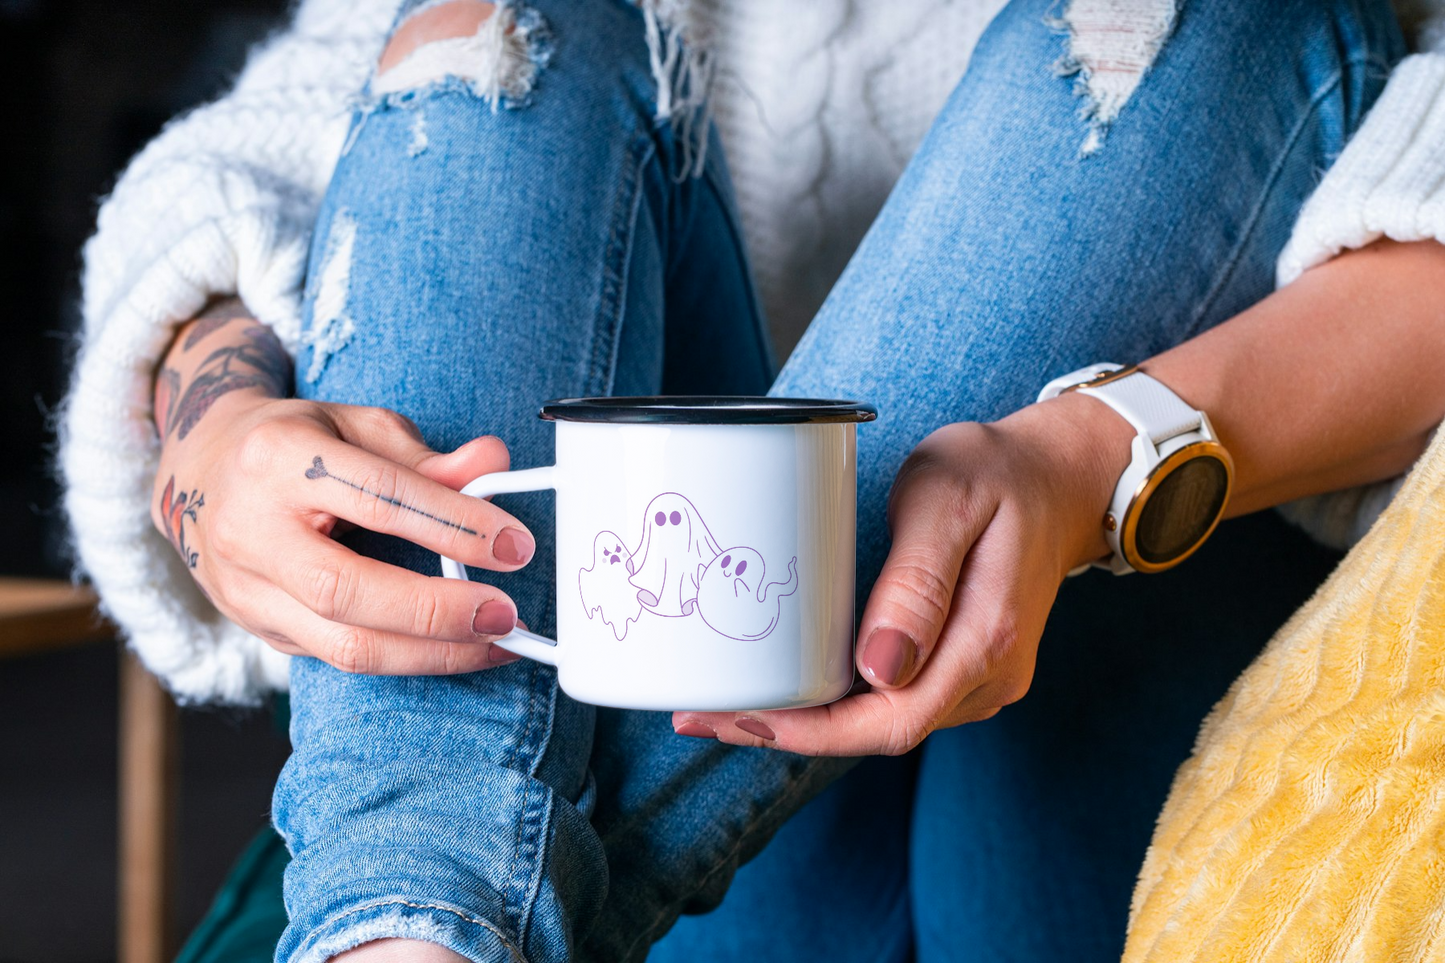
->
<box><xmin>280</xmin><ymin>0</ymin><xmax>1403</xmax><ymax>960</ymax></box>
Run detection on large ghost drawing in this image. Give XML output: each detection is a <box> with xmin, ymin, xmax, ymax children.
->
<box><xmin>578</xmin><ymin>531</ymin><xmax>641</xmax><ymax>640</ymax></box>
<box><xmin>627</xmin><ymin>493</ymin><xmax>721</xmax><ymax>617</ymax></box>
<box><xmin>696</xmin><ymin>548</ymin><xmax>799</xmax><ymax>640</ymax></box>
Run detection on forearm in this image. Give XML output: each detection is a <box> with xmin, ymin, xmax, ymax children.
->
<box><xmin>1015</xmin><ymin>239</ymin><xmax>1445</xmax><ymax>572</ymax></box>
<box><xmin>152</xmin><ymin>298</ymin><xmax>292</xmax><ymax>442</ymax></box>
<box><xmin>1144</xmin><ymin>240</ymin><xmax>1445</xmax><ymax>518</ymax></box>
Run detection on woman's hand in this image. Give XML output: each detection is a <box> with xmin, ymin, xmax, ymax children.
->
<box><xmin>675</xmin><ymin>393</ymin><xmax>1133</xmax><ymax>755</ymax></box>
<box><xmin>151</xmin><ymin>301</ymin><xmax>537</xmax><ymax>675</ymax></box>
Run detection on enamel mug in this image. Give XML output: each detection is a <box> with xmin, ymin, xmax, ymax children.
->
<box><xmin>439</xmin><ymin>397</ymin><xmax>876</xmax><ymax>711</ymax></box>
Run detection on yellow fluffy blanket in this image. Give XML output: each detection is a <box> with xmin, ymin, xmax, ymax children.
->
<box><xmin>1124</xmin><ymin>430</ymin><xmax>1445</xmax><ymax>961</ymax></box>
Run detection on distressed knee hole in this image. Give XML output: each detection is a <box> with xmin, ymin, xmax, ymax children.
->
<box><xmin>1051</xmin><ymin>0</ymin><xmax>1178</xmax><ymax>156</ymax></box>
<box><xmin>302</xmin><ymin>210</ymin><xmax>357</xmax><ymax>383</ymax></box>
<box><xmin>378</xmin><ymin>1</ymin><xmax>497</xmax><ymax>75</ymax></box>
<box><xmin>373</xmin><ymin>0</ymin><xmax>549</xmax><ymax>107</ymax></box>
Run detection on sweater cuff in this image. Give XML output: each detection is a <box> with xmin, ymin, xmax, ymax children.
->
<box><xmin>1277</xmin><ymin>52</ymin><xmax>1445</xmax><ymax>285</ymax></box>
<box><xmin>1274</xmin><ymin>53</ymin><xmax>1445</xmax><ymax>549</ymax></box>
<box><xmin>63</xmin><ymin>209</ymin><xmax>308</xmax><ymax>704</ymax></box>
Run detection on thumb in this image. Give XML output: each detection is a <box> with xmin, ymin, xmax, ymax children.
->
<box><xmin>413</xmin><ymin>436</ymin><xmax>512</xmax><ymax>491</ymax></box>
<box><xmin>856</xmin><ymin>469</ymin><xmax>988</xmax><ymax>689</ymax></box>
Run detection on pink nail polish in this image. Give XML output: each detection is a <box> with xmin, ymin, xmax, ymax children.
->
<box><xmin>488</xmin><ymin>645</ymin><xmax>522</xmax><ymax>665</ymax></box>
<box><xmin>860</xmin><ymin>628</ymin><xmax>918</xmax><ymax>687</ymax></box>
<box><xmin>472</xmin><ymin>599</ymin><xmax>516</xmax><ymax>637</ymax></box>
<box><xmin>735</xmin><ymin>717</ymin><xmax>775</xmax><ymax>741</ymax></box>
<box><xmin>493</xmin><ymin>527</ymin><xmax>535</xmax><ymax>566</ymax></box>
<box><xmin>674</xmin><ymin>720</ymin><xmax>717</xmax><ymax>739</ymax></box>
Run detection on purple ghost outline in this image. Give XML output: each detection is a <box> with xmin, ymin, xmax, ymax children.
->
<box><xmin>695</xmin><ymin>548</ymin><xmax>800</xmax><ymax>641</ymax></box>
<box><xmin>578</xmin><ymin>530</ymin><xmax>641</xmax><ymax>640</ymax></box>
<box><xmin>626</xmin><ymin>492</ymin><xmax>721</xmax><ymax>618</ymax></box>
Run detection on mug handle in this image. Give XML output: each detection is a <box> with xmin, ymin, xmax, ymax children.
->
<box><xmin>439</xmin><ymin>465</ymin><xmax>560</xmax><ymax>666</ymax></box>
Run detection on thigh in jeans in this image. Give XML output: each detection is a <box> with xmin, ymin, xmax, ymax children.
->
<box><xmin>752</xmin><ymin>0</ymin><xmax>1403</xmax><ymax>961</ymax></box>
<box><xmin>272</xmin><ymin>2</ymin><xmax>780</xmax><ymax>962</ymax></box>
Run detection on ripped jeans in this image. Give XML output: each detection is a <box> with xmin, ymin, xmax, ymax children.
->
<box><xmin>278</xmin><ymin>0</ymin><xmax>1403</xmax><ymax>961</ymax></box>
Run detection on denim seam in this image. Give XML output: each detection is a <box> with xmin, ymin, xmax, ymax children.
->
<box><xmin>508</xmin><ymin>661</ymin><xmax>559</xmax><ymax>957</ymax></box>
<box><xmin>591</xmin><ymin>138</ymin><xmax>652</xmax><ymax>396</ymax></box>
<box><xmin>616</xmin><ymin>755</ymin><xmax>834</xmax><ymax>961</ymax></box>
<box><xmin>1186</xmin><ymin>54</ymin><xmax>1383</xmax><ymax>337</ymax></box>
<box><xmin>307</xmin><ymin>898</ymin><xmax>527</xmax><ymax>962</ymax></box>
<box><xmin>500</xmin><ymin>659</ymin><xmax>546</xmax><ymax>929</ymax></box>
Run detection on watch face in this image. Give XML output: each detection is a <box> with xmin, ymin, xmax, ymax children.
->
<box><xmin>1133</xmin><ymin>453</ymin><xmax>1230</xmax><ymax>567</ymax></box>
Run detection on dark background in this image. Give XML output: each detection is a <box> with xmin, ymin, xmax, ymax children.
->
<box><xmin>0</xmin><ymin>2</ymin><xmax>294</xmax><ymax>960</ymax></box>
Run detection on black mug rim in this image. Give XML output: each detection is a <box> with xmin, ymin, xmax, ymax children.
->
<box><xmin>539</xmin><ymin>396</ymin><xmax>877</xmax><ymax>425</ymax></box>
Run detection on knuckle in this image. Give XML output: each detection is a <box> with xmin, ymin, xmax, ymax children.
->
<box><xmin>977</xmin><ymin>614</ymin><xmax>1022</xmax><ymax>674</ymax></box>
<box><xmin>348</xmin><ymin>464</ymin><xmax>408</xmax><ymax>526</ymax></box>
<box><xmin>883</xmin><ymin>556</ymin><xmax>956</xmax><ymax>627</ymax></box>
<box><xmin>207</xmin><ymin>511</ymin><xmax>239</xmax><ymax>557</ymax></box>
<box><xmin>411</xmin><ymin>588</ymin><xmax>449</xmax><ymax>639</ymax></box>
<box><xmin>236</xmin><ymin>419</ymin><xmax>287</xmax><ymax>476</ymax></box>
<box><xmin>305</xmin><ymin>560</ymin><xmax>356</xmax><ymax>622</ymax></box>
<box><xmin>998</xmin><ymin>677</ymin><xmax>1032</xmax><ymax>707</ymax></box>
<box><xmin>364</xmin><ymin>406</ymin><xmax>419</xmax><ymax>438</ymax></box>
<box><xmin>328</xmin><ymin>628</ymin><xmax>377</xmax><ymax>675</ymax></box>
<box><xmin>884</xmin><ymin>711</ymin><xmax>931</xmax><ymax>756</ymax></box>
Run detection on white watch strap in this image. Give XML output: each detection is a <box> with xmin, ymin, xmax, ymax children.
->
<box><xmin>1077</xmin><ymin>372</ymin><xmax>1201</xmax><ymax>444</ymax></box>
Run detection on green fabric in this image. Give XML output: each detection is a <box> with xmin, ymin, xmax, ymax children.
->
<box><xmin>175</xmin><ymin>825</ymin><xmax>289</xmax><ymax>963</ymax></box>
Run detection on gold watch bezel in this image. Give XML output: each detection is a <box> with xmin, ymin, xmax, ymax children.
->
<box><xmin>1118</xmin><ymin>440</ymin><xmax>1234</xmax><ymax>574</ymax></box>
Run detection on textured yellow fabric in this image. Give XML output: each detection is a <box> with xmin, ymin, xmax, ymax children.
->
<box><xmin>1124</xmin><ymin>430</ymin><xmax>1445</xmax><ymax>962</ymax></box>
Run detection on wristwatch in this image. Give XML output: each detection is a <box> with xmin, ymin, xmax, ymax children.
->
<box><xmin>1037</xmin><ymin>363</ymin><xmax>1233</xmax><ymax>575</ymax></box>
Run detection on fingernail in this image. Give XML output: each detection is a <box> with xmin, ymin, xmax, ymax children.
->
<box><xmin>861</xmin><ymin>628</ymin><xmax>918</xmax><ymax>687</ymax></box>
<box><xmin>472</xmin><ymin>599</ymin><xmax>516</xmax><ymax>637</ymax></box>
<box><xmin>493</xmin><ymin>527</ymin><xmax>535</xmax><ymax>566</ymax></box>
<box><xmin>674</xmin><ymin>720</ymin><xmax>717</xmax><ymax>739</ymax></box>
<box><xmin>735</xmin><ymin>717</ymin><xmax>775</xmax><ymax>741</ymax></box>
<box><xmin>488</xmin><ymin>645</ymin><xmax>522</xmax><ymax>665</ymax></box>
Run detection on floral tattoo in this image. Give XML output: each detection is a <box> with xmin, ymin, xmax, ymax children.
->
<box><xmin>160</xmin><ymin>324</ymin><xmax>292</xmax><ymax>442</ymax></box>
<box><xmin>159</xmin><ymin>475</ymin><xmax>204</xmax><ymax>569</ymax></box>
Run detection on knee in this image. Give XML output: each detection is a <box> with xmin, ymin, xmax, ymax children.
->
<box><xmin>373</xmin><ymin>0</ymin><xmax>550</xmax><ymax>106</ymax></box>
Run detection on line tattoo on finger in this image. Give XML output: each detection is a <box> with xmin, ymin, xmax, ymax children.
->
<box><xmin>304</xmin><ymin>456</ymin><xmax>481</xmax><ymax>537</ymax></box>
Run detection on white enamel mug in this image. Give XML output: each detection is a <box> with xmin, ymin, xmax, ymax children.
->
<box><xmin>439</xmin><ymin>397</ymin><xmax>876</xmax><ymax>712</ymax></box>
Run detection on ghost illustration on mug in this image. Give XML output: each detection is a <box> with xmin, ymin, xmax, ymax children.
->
<box><xmin>577</xmin><ymin>492</ymin><xmax>799</xmax><ymax>641</ymax></box>
<box><xmin>696</xmin><ymin>548</ymin><xmax>799</xmax><ymax>640</ymax></box>
<box><xmin>578</xmin><ymin>531</ymin><xmax>641</xmax><ymax>640</ymax></box>
<box><xmin>626</xmin><ymin>493</ymin><xmax>721</xmax><ymax>617</ymax></box>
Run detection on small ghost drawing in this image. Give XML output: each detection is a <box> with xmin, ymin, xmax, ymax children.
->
<box><xmin>696</xmin><ymin>548</ymin><xmax>799</xmax><ymax>641</ymax></box>
<box><xmin>579</xmin><ymin>531</ymin><xmax>641</xmax><ymax>640</ymax></box>
<box><xmin>627</xmin><ymin>493</ymin><xmax>721</xmax><ymax>617</ymax></box>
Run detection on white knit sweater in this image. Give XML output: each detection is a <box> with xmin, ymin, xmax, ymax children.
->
<box><xmin>62</xmin><ymin>0</ymin><xmax>1445</xmax><ymax>704</ymax></box>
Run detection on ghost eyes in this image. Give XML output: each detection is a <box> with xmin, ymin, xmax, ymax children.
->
<box><xmin>721</xmin><ymin>554</ymin><xmax>731</xmax><ymax>568</ymax></box>
<box><xmin>655</xmin><ymin>512</ymin><xmax>666</xmax><ymax>526</ymax></box>
<box><xmin>655</xmin><ymin>511</ymin><xmax>684</xmax><ymax>527</ymax></box>
<box><xmin>718</xmin><ymin>555</ymin><xmax>747</xmax><ymax>576</ymax></box>
<box><xmin>670</xmin><ymin>511</ymin><xmax>681</xmax><ymax>525</ymax></box>
<box><xmin>735</xmin><ymin>560</ymin><xmax>747</xmax><ymax>576</ymax></box>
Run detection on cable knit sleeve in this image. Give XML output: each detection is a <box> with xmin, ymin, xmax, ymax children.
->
<box><xmin>60</xmin><ymin>0</ymin><xmax>397</xmax><ymax>704</ymax></box>
<box><xmin>1273</xmin><ymin>41</ymin><xmax>1445</xmax><ymax>550</ymax></box>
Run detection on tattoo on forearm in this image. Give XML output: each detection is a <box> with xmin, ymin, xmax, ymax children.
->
<box><xmin>183</xmin><ymin>314</ymin><xmax>234</xmax><ymax>351</ymax></box>
<box><xmin>166</xmin><ymin>325</ymin><xmax>293</xmax><ymax>442</ymax></box>
<box><xmin>154</xmin><ymin>367</ymin><xmax>181</xmax><ymax>436</ymax></box>
<box><xmin>159</xmin><ymin>475</ymin><xmax>204</xmax><ymax>568</ymax></box>
<box><xmin>183</xmin><ymin>298</ymin><xmax>249</xmax><ymax>351</ymax></box>
<box><xmin>304</xmin><ymin>456</ymin><xmax>481</xmax><ymax>536</ymax></box>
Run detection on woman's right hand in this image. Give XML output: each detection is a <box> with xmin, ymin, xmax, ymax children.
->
<box><xmin>149</xmin><ymin>300</ymin><xmax>536</xmax><ymax>675</ymax></box>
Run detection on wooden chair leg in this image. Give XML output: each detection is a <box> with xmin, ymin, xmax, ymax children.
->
<box><xmin>119</xmin><ymin>650</ymin><xmax>179</xmax><ymax>963</ymax></box>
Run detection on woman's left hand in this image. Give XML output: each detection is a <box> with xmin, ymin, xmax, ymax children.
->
<box><xmin>673</xmin><ymin>393</ymin><xmax>1133</xmax><ymax>756</ymax></box>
